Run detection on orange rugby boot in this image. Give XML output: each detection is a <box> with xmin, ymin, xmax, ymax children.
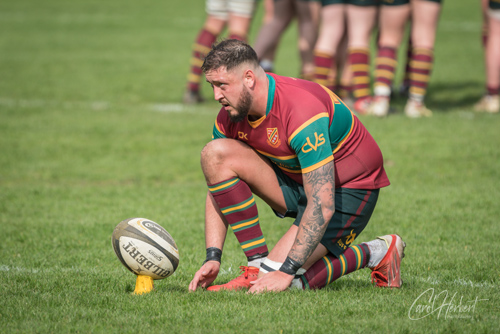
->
<box><xmin>207</xmin><ymin>266</ymin><xmax>259</xmax><ymax>291</ymax></box>
<box><xmin>370</xmin><ymin>234</ymin><xmax>406</xmax><ymax>288</ymax></box>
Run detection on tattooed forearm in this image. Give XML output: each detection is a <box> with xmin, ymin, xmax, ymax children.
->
<box><xmin>289</xmin><ymin>162</ymin><xmax>336</xmax><ymax>266</ymax></box>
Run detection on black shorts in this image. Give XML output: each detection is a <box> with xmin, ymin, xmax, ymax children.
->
<box><xmin>271</xmin><ymin>164</ymin><xmax>379</xmax><ymax>258</ymax></box>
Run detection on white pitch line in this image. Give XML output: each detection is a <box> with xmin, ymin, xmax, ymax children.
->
<box><xmin>0</xmin><ymin>97</ymin><xmax>210</xmax><ymax>114</ymax></box>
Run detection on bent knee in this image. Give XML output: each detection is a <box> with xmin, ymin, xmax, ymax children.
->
<box><xmin>200</xmin><ymin>138</ymin><xmax>250</xmax><ymax>168</ymax></box>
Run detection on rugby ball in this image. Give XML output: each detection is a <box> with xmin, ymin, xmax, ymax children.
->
<box><xmin>112</xmin><ymin>218</ymin><xmax>179</xmax><ymax>280</ymax></box>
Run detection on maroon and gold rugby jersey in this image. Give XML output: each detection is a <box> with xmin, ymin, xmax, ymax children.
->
<box><xmin>212</xmin><ymin>73</ymin><xmax>390</xmax><ymax>190</ymax></box>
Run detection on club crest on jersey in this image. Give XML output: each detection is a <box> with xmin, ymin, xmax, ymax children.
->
<box><xmin>266</xmin><ymin>128</ymin><xmax>281</xmax><ymax>148</ymax></box>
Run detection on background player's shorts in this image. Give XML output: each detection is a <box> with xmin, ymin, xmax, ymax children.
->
<box><xmin>321</xmin><ymin>0</ymin><xmax>347</xmax><ymax>6</ymax></box>
<box><xmin>380</xmin><ymin>0</ymin><xmax>409</xmax><ymax>6</ymax></box>
<box><xmin>271</xmin><ymin>164</ymin><xmax>379</xmax><ymax>258</ymax></box>
<box><xmin>206</xmin><ymin>0</ymin><xmax>256</xmax><ymax>19</ymax></box>
<box><xmin>346</xmin><ymin>0</ymin><xmax>379</xmax><ymax>7</ymax></box>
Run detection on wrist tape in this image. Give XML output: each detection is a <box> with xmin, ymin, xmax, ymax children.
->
<box><xmin>203</xmin><ymin>247</ymin><xmax>222</xmax><ymax>264</ymax></box>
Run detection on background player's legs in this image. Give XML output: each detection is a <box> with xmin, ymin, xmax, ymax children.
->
<box><xmin>227</xmin><ymin>13</ymin><xmax>253</xmax><ymax>41</ymax></box>
<box><xmin>184</xmin><ymin>15</ymin><xmax>226</xmax><ymax>104</ymax></box>
<box><xmin>253</xmin><ymin>0</ymin><xmax>295</xmax><ymax>71</ymax></box>
<box><xmin>313</xmin><ymin>4</ymin><xmax>346</xmax><ymax>91</ymax></box>
<box><xmin>370</xmin><ymin>3</ymin><xmax>410</xmax><ymax>117</ymax></box>
<box><xmin>295</xmin><ymin>0</ymin><xmax>321</xmax><ymax>80</ymax></box>
<box><xmin>475</xmin><ymin>7</ymin><xmax>500</xmax><ymax>113</ymax></box>
<box><xmin>404</xmin><ymin>0</ymin><xmax>441</xmax><ymax>117</ymax></box>
<box><xmin>346</xmin><ymin>4</ymin><xmax>377</xmax><ymax>114</ymax></box>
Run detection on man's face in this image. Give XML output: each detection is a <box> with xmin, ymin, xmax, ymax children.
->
<box><xmin>205</xmin><ymin>66</ymin><xmax>253</xmax><ymax>123</ymax></box>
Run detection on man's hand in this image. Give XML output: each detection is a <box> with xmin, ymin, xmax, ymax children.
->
<box><xmin>188</xmin><ymin>261</ymin><xmax>220</xmax><ymax>291</ymax></box>
<box><xmin>247</xmin><ymin>270</ymin><xmax>294</xmax><ymax>294</ymax></box>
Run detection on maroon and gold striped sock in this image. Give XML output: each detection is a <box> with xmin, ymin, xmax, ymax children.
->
<box><xmin>408</xmin><ymin>47</ymin><xmax>434</xmax><ymax>102</ymax></box>
<box><xmin>374</xmin><ymin>46</ymin><xmax>397</xmax><ymax>96</ymax></box>
<box><xmin>314</xmin><ymin>51</ymin><xmax>335</xmax><ymax>91</ymax></box>
<box><xmin>187</xmin><ymin>29</ymin><xmax>217</xmax><ymax>92</ymax></box>
<box><xmin>348</xmin><ymin>48</ymin><xmax>371</xmax><ymax>101</ymax></box>
<box><xmin>299</xmin><ymin>243</ymin><xmax>370</xmax><ymax>290</ymax></box>
<box><xmin>208</xmin><ymin>178</ymin><xmax>269</xmax><ymax>260</ymax></box>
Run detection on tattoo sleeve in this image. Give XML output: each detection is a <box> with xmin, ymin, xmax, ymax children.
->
<box><xmin>288</xmin><ymin>161</ymin><xmax>336</xmax><ymax>266</ymax></box>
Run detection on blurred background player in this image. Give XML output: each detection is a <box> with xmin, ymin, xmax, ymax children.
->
<box><xmin>183</xmin><ymin>0</ymin><xmax>256</xmax><ymax>104</ymax></box>
<box><xmin>402</xmin><ymin>0</ymin><xmax>442</xmax><ymax>118</ymax></box>
<box><xmin>345</xmin><ymin>0</ymin><xmax>379</xmax><ymax>114</ymax></box>
<box><xmin>252</xmin><ymin>0</ymin><xmax>321</xmax><ymax>79</ymax></box>
<box><xmin>369</xmin><ymin>0</ymin><xmax>411</xmax><ymax>117</ymax></box>
<box><xmin>312</xmin><ymin>0</ymin><xmax>350</xmax><ymax>98</ymax></box>
<box><xmin>474</xmin><ymin>0</ymin><xmax>500</xmax><ymax>113</ymax></box>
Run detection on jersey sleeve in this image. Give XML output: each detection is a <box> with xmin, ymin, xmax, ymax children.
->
<box><xmin>212</xmin><ymin>111</ymin><xmax>228</xmax><ymax>140</ymax></box>
<box><xmin>288</xmin><ymin>113</ymin><xmax>333</xmax><ymax>174</ymax></box>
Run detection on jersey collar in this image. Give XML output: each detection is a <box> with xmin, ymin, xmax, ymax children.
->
<box><xmin>265</xmin><ymin>74</ymin><xmax>275</xmax><ymax>116</ymax></box>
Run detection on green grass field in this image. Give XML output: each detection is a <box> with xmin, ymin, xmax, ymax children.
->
<box><xmin>1</xmin><ymin>0</ymin><xmax>499</xmax><ymax>333</ymax></box>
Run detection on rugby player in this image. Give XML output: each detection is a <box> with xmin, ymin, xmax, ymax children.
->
<box><xmin>188</xmin><ymin>39</ymin><xmax>405</xmax><ymax>293</ymax></box>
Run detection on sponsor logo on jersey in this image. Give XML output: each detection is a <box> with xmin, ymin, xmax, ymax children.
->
<box><xmin>267</xmin><ymin>128</ymin><xmax>281</xmax><ymax>148</ymax></box>
<box><xmin>238</xmin><ymin>131</ymin><xmax>248</xmax><ymax>140</ymax></box>
<box><xmin>301</xmin><ymin>132</ymin><xmax>326</xmax><ymax>153</ymax></box>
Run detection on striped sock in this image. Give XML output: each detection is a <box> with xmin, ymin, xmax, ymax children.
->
<box><xmin>187</xmin><ymin>29</ymin><xmax>217</xmax><ymax>92</ymax></box>
<box><xmin>374</xmin><ymin>46</ymin><xmax>397</xmax><ymax>97</ymax></box>
<box><xmin>408</xmin><ymin>47</ymin><xmax>434</xmax><ymax>102</ymax></box>
<box><xmin>314</xmin><ymin>51</ymin><xmax>335</xmax><ymax>91</ymax></box>
<box><xmin>298</xmin><ymin>244</ymin><xmax>370</xmax><ymax>290</ymax></box>
<box><xmin>348</xmin><ymin>48</ymin><xmax>371</xmax><ymax>101</ymax></box>
<box><xmin>208</xmin><ymin>178</ymin><xmax>269</xmax><ymax>261</ymax></box>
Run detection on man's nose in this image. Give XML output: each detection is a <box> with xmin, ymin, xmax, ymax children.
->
<box><xmin>213</xmin><ymin>86</ymin><xmax>223</xmax><ymax>101</ymax></box>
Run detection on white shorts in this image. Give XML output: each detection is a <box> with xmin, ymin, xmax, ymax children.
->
<box><xmin>489</xmin><ymin>8</ymin><xmax>500</xmax><ymax>21</ymax></box>
<box><xmin>206</xmin><ymin>0</ymin><xmax>256</xmax><ymax>19</ymax></box>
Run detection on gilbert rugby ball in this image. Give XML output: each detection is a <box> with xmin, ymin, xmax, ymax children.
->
<box><xmin>112</xmin><ymin>218</ymin><xmax>179</xmax><ymax>280</ymax></box>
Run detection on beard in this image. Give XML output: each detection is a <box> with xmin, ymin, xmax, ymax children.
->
<box><xmin>228</xmin><ymin>87</ymin><xmax>253</xmax><ymax>123</ymax></box>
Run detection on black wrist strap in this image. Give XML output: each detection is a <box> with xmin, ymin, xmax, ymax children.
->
<box><xmin>203</xmin><ymin>247</ymin><xmax>222</xmax><ymax>264</ymax></box>
<box><xmin>279</xmin><ymin>256</ymin><xmax>302</xmax><ymax>276</ymax></box>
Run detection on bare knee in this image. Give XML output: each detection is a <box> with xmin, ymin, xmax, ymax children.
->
<box><xmin>200</xmin><ymin>139</ymin><xmax>241</xmax><ymax>183</ymax></box>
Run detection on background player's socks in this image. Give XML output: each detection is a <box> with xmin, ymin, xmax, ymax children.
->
<box><xmin>408</xmin><ymin>47</ymin><xmax>434</xmax><ymax>102</ymax></box>
<box><xmin>208</xmin><ymin>178</ymin><xmax>269</xmax><ymax>262</ymax></box>
<box><xmin>374</xmin><ymin>46</ymin><xmax>397</xmax><ymax>97</ymax></box>
<box><xmin>348</xmin><ymin>48</ymin><xmax>371</xmax><ymax>101</ymax></box>
<box><xmin>299</xmin><ymin>244</ymin><xmax>370</xmax><ymax>290</ymax></box>
<box><xmin>313</xmin><ymin>50</ymin><xmax>335</xmax><ymax>91</ymax></box>
<box><xmin>187</xmin><ymin>28</ymin><xmax>217</xmax><ymax>94</ymax></box>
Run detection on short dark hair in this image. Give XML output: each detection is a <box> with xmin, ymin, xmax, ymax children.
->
<box><xmin>201</xmin><ymin>39</ymin><xmax>260</xmax><ymax>73</ymax></box>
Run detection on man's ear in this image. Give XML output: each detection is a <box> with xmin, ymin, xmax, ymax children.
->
<box><xmin>243</xmin><ymin>69</ymin><xmax>256</xmax><ymax>89</ymax></box>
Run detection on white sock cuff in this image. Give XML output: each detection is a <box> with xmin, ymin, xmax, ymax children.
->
<box><xmin>259</xmin><ymin>258</ymin><xmax>282</xmax><ymax>274</ymax></box>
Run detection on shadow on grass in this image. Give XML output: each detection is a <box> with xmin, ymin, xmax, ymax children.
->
<box><xmin>387</xmin><ymin>81</ymin><xmax>483</xmax><ymax>114</ymax></box>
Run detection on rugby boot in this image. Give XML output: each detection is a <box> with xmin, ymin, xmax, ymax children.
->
<box><xmin>207</xmin><ymin>266</ymin><xmax>259</xmax><ymax>291</ymax></box>
<box><xmin>370</xmin><ymin>234</ymin><xmax>406</xmax><ymax>288</ymax></box>
<box><xmin>353</xmin><ymin>96</ymin><xmax>372</xmax><ymax>115</ymax></box>
<box><xmin>474</xmin><ymin>95</ymin><xmax>499</xmax><ymax>113</ymax></box>
<box><xmin>404</xmin><ymin>99</ymin><xmax>432</xmax><ymax>118</ymax></box>
<box><xmin>368</xmin><ymin>95</ymin><xmax>390</xmax><ymax>117</ymax></box>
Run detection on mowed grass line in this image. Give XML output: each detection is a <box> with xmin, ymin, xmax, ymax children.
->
<box><xmin>1</xmin><ymin>0</ymin><xmax>499</xmax><ymax>333</ymax></box>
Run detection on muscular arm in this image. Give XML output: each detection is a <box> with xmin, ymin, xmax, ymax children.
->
<box><xmin>288</xmin><ymin>161</ymin><xmax>336</xmax><ymax>266</ymax></box>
